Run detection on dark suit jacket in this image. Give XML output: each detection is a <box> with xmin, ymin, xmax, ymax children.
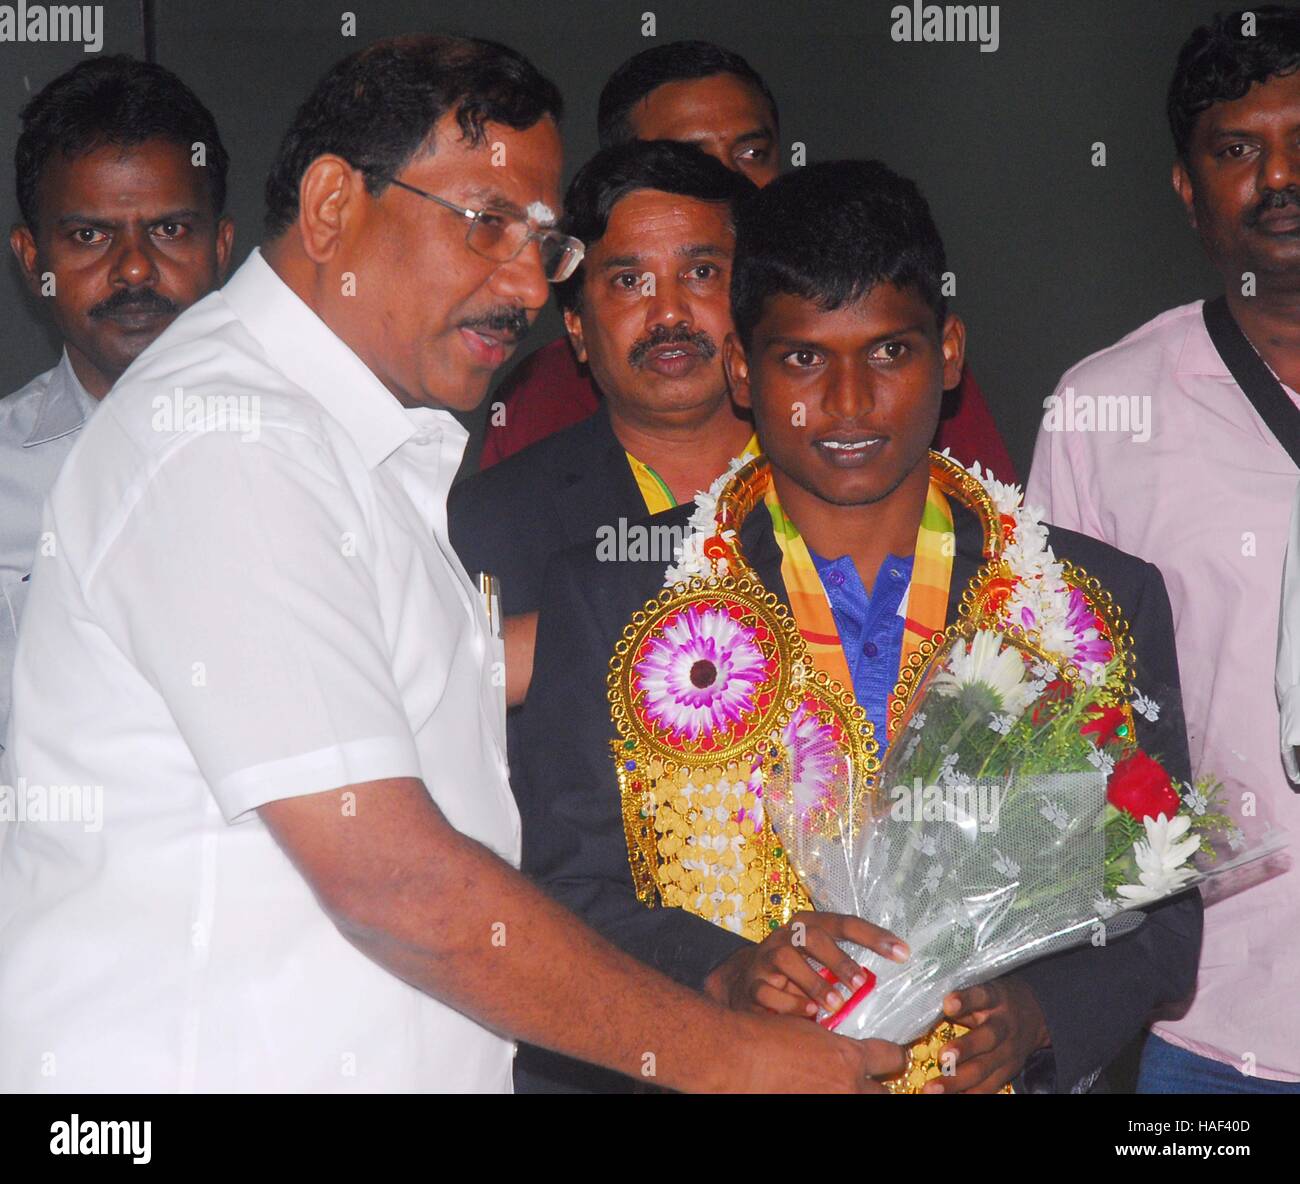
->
<box><xmin>449</xmin><ymin>405</ymin><xmax>643</xmax><ymax>616</ymax></box>
<box><xmin>515</xmin><ymin>487</ymin><xmax>1204</xmax><ymax>1093</ymax></box>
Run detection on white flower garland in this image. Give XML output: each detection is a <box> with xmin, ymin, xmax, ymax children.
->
<box><xmin>665</xmin><ymin>449</ymin><xmax>1110</xmax><ymax>682</ymax></box>
<box><xmin>663</xmin><ymin>453</ymin><xmax>752</xmax><ymax>585</ymax></box>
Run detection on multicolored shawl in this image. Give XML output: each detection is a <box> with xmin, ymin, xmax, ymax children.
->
<box><xmin>762</xmin><ymin>477</ymin><xmax>955</xmax><ymax>742</ymax></box>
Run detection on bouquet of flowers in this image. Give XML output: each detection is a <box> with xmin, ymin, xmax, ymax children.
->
<box><xmin>761</xmin><ymin>625</ymin><xmax>1284</xmax><ymax>1047</ymax></box>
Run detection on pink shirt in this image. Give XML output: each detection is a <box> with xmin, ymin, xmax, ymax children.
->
<box><xmin>1028</xmin><ymin>300</ymin><xmax>1300</xmax><ymax>1082</ymax></box>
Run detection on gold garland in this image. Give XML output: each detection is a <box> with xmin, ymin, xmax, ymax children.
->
<box><xmin>609</xmin><ymin>574</ymin><xmax>878</xmax><ymax>935</ymax></box>
<box><xmin>606</xmin><ymin>452</ymin><xmax>1135</xmax><ymax>1092</ymax></box>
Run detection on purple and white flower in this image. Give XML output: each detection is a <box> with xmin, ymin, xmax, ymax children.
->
<box><xmin>778</xmin><ymin>701</ymin><xmax>847</xmax><ymax>819</ymax></box>
<box><xmin>635</xmin><ymin>604</ymin><xmax>768</xmax><ymax>740</ymax></box>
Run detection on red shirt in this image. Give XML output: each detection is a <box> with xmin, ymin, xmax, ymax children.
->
<box><xmin>480</xmin><ymin>336</ymin><xmax>1017</xmax><ymax>482</ymax></box>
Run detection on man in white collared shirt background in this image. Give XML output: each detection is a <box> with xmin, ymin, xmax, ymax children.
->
<box><xmin>0</xmin><ymin>56</ymin><xmax>234</xmax><ymax>750</ymax></box>
<box><xmin>0</xmin><ymin>33</ymin><xmax>903</xmax><ymax>1094</ymax></box>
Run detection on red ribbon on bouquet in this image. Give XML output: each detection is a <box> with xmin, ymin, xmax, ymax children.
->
<box><xmin>814</xmin><ymin>964</ymin><xmax>877</xmax><ymax>1031</ymax></box>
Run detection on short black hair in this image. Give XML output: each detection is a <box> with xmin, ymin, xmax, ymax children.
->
<box><xmin>597</xmin><ymin>40</ymin><xmax>778</xmax><ymax>148</ymax></box>
<box><xmin>15</xmin><ymin>54</ymin><xmax>228</xmax><ymax>231</ymax></box>
<box><xmin>730</xmin><ymin>159</ymin><xmax>948</xmax><ymax>349</ymax></box>
<box><xmin>554</xmin><ymin>139</ymin><xmax>755</xmax><ymax>312</ymax></box>
<box><xmin>1168</xmin><ymin>6</ymin><xmax>1300</xmax><ymax>161</ymax></box>
<box><xmin>264</xmin><ymin>33</ymin><xmax>563</xmax><ymax>239</ymax></box>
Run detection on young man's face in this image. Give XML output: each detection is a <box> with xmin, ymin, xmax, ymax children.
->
<box><xmin>724</xmin><ymin>283</ymin><xmax>964</xmax><ymax>506</ymax></box>
<box><xmin>10</xmin><ymin>137</ymin><xmax>234</xmax><ymax>397</ymax></box>
<box><xmin>563</xmin><ymin>188</ymin><xmax>735</xmax><ymax>422</ymax></box>
<box><xmin>1174</xmin><ymin>68</ymin><xmax>1300</xmax><ymax>284</ymax></box>
<box><xmin>628</xmin><ymin>73</ymin><xmax>779</xmax><ymax>187</ymax></box>
<box><xmin>323</xmin><ymin>112</ymin><xmax>563</xmax><ymax>412</ymax></box>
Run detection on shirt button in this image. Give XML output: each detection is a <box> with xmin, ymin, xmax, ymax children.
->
<box><xmin>890</xmin><ymin>568</ymin><xmax>902</xmax><ymax>580</ymax></box>
<box><xmin>862</xmin><ymin>640</ymin><xmax>878</xmax><ymax>657</ymax></box>
<box><xmin>826</xmin><ymin>570</ymin><xmax>846</xmax><ymax>587</ymax></box>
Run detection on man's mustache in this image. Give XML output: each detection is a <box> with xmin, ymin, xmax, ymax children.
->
<box><xmin>1245</xmin><ymin>187</ymin><xmax>1300</xmax><ymax>226</ymax></box>
<box><xmin>460</xmin><ymin>306</ymin><xmax>530</xmax><ymax>342</ymax></box>
<box><xmin>88</xmin><ymin>288</ymin><xmax>180</xmax><ymax>319</ymax></box>
<box><xmin>628</xmin><ymin>323</ymin><xmax>718</xmax><ymax>369</ymax></box>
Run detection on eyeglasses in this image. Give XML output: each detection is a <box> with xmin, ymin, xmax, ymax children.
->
<box><xmin>384</xmin><ymin>177</ymin><xmax>584</xmax><ymax>283</ymax></box>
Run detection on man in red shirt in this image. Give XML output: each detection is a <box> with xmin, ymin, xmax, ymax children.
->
<box><xmin>481</xmin><ymin>39</ymin><xmax>1016</xmax><ymax>481</ymax></box>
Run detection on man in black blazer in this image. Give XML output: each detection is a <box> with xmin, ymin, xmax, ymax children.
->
<box><xmin>513</xmin><ymin>160</ymin><xmax>1202</xmax><ymax>1093</ymax></box>
<box><xmin>449</xmin><ymin>142</ymin><xmax>761</xmax><ymax>1092</ymax></box>
<box><xmin>450</xmin><ymin>141</ymin><xmax>756</xmax><ymax>626</ymax></box>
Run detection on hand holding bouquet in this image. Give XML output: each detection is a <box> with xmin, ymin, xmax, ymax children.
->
<box><xmin>761</xmin><ymin>626</ymin><xmax>1283</xmax><ymax>1047</ymax></box>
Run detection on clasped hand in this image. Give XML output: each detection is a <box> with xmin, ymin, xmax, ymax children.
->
<box><xmin>705</xmin><ymin>910</ymin><xmax>1048</xmax><ymax>1093</ymax></box>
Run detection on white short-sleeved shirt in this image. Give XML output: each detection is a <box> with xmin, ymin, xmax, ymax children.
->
<box><xmin>0</xmin><ymin>351</ymin><xmax>98</xmax><ymax>751</ymax></box>
<box><xmin>0</xmin><ymin>249</ymin><xmax>520</xmax><ymax>1092</ymax></box>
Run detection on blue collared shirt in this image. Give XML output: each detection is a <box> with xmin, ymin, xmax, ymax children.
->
<box><xmin>809</xmin><ymin>548</ymin><xmax>915</xmax><ymax>751</ymax></box>
<box><xmin>0</xmin><ymin>351</ymin><xmax>97</xmax><ymax>750</ymax></box>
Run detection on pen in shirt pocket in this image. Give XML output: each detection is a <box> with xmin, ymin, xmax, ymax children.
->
<box><xmin>476</xmin><ymin>572</ymin><xmax>502</xmax><ymax>640</ymax></box>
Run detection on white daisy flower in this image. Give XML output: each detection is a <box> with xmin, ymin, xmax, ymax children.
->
<box><xmin>930</xmin><ymin>629</ymin><xmax>1037</xmax><ymax>717</ymax></box>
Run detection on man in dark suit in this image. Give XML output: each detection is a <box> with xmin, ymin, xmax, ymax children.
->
<box><xmin>514</xmin><ymin>159</ymin><xmax>1203</xmax><ymax>1093</ymax></box>
<box><xmin>449</xmin><ymin>140</ymin><xmax>756</xmax><ymax>698</ymax></box>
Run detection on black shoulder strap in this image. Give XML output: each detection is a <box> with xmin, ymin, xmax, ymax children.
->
<box><xmin>1202</xmin><ymin>295</ymin><xmax>1300</xmax><ymax>470</ymax></box>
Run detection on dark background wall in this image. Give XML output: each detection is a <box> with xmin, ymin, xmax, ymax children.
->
<box><xmin>0</xmin><ymin>0</ymin><xmax>1223</xmax><ymax>479</ymax></box>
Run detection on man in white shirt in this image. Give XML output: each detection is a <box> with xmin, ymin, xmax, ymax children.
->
<box><xmin>0</xmin><ymin>55</ymin><xmax>234</xmax><ymax>750</ymax></box>
<box><xmin>0</xmin><ymin>33</ymin><xmax>903</xmax><ymax>1093</ymax></box>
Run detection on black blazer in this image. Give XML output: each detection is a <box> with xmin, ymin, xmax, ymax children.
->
<box><xmin>515</xmin><ymin>489</ymin><xmax>1204</xmax><ymax>1093</ymax></box>
<box><xmin>449</xmin><ymin>406</ymin><xmax>643</xmax><ymax>616</ymax></box>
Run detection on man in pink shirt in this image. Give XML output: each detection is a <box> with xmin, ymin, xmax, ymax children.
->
<box><xmin>481</xmin><ymin>40</ymin><xmax>1016</xmax><ymax>482</ymax></box>
<box><xmin>1028</xmin><ymin>7</ymin><xmax>1300</xmax><ymax>1092</ymax></box>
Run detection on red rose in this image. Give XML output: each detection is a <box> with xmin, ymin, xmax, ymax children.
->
<box><xmin>1107</xmin><ymin>751</ymin><xmax>1180</xmax><ymax>821</ymax></box>
<box><xmin>1081</xmin><ymin>705</ymin><xmax>1128</xmax><ymax>748</ymax></box>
